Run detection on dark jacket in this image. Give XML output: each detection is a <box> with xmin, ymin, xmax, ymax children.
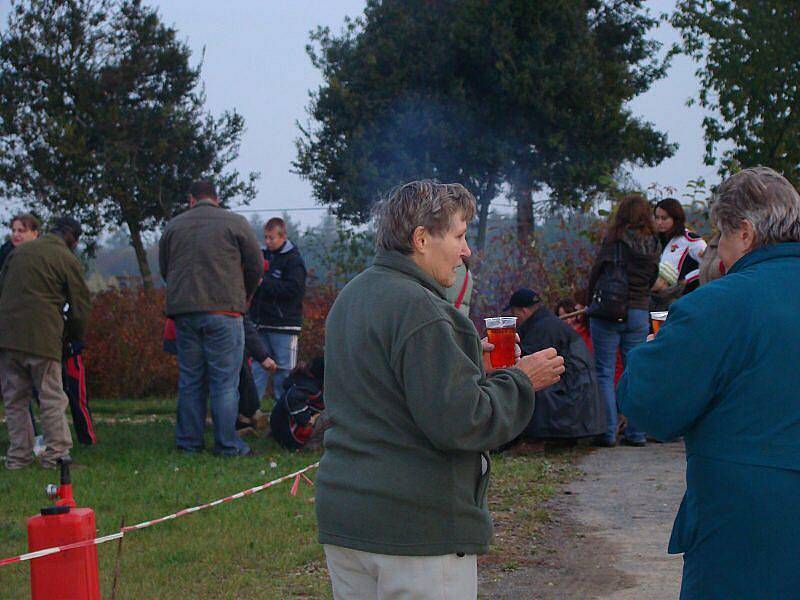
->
<box><xmin>243</xmin><ymin>316</ymin><xmax>269</xmax><ymax>363</ymax></box>
<box><xmin>316</xmin><ymin>250</ymin><xmax>536</xmax><ymax>556</ymax></box>
<box><xmin>250</xmin><ymin>240</ymin><xmax>306</xmax><ymax>332</ymax></box>
<box><xmin>271</xmin><ymin>366</ymin><xmax>325</xmax><ymax>450</ymax></box>
<box><xmin>588</xmin><ymin>230</ymin><xmax>659</xmax><ymax>311</ymax></box>
<box><xmin>0</xmin><ymin>240</ymin><xmax>12</xmax><ymax>272</ymax></box>
<box><xmin>518</xmin><ymin>307</ymin><xmax>605</xmax><ymax>439</ymax></box>
<box><xmin>0</xmin><ymin>234</ymin><xmax>90</xmax><ymax>361</ymax></box>
<box><xmin>158</xmin><ymin>199</ymin><xmax>262</xmax><ymax>317</ymax></box>
<box><xmin>618</xmin><ymin>243</ymin><xmax>800</xmax><ymax>598</ymax></box>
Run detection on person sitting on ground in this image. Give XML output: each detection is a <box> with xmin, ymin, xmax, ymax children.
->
<box><xmin>270</xmin><ymin>356</ymin><xmax>325</xmax><ymax>451</ymax></box>
<box><xmin>652</xmin><ymin>198</ymin><xmax>707</xmax><ymax>310</ymax></box>
<box><xmin>508</xmin><ymin>288</ymin><xmax>605</xmax><ymax>443</ymax></box>
<box><xmin>237</xmin><ymin>316</ymin><xmax>276</xmax><ymax>435</ymax></box>
<box><xmin>619</xmin><ymin>166</ymin><xmax>800</xmax><ymax>598</ymax></box>
<box><xmin>557</xmin><ymin>294</ymin><xmax>623</xmax><ymax>386</ymax></box>
<box><xmin>161</xmin><ymin>313</ymin><xmax>275</xmax><ymax>436</ymax></box>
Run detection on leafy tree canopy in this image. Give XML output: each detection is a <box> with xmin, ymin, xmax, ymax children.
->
<box><xmin>0</xmin><ymin>0</ymin><xmax>258</xmax><ymax>284</ymax></box>
<box><xmin>671</xmin><ymin>0</ymin><xmax>800</xmax><ymax>186</ymax></box>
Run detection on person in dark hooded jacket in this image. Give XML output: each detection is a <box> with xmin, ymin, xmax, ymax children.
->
<box><xmin>507</xmin><ymin>288</ymin><xmax>605</xmax><ymax>441</ymax></box>
<box><xmin>270</xmin><ymin>356</ymin><xmax>324</xmax><ymax>450</ymax></box>
<box><xmin>249</xmin><ymin>217</ymin><xmax>307</xmax><ymax>404</ymax></box>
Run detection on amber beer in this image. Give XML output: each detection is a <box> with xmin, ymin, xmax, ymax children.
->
<box><xmin>484</xmin><ymin>317</ymin><xmax>517</xmax><ymax>368</ymax></box>
<box><xmin>650</xmin><ymin>311</ymin><xmax>668</xmax><ymax>334</ymax></box>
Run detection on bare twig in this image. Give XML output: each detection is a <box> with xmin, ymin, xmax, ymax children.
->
<box><xmin>111</xmin><ymin>516</ymin><xmax>126</xmax><ymax>600</ymax></box>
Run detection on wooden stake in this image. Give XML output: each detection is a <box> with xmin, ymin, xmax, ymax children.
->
<box><xmin>111</xmin><ymin>516</ymin><xmax>125</xmax><ymax>600</ymax></box>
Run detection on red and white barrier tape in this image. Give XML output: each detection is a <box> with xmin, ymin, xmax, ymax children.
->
<box><xmin>0</xmin><ymin>461</ymin><xmax>318</xmax><ymax>568</ymax></box>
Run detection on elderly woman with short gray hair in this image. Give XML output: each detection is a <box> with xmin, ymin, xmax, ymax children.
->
<box><xmin>618</xmin><ymin>166</ymin><xmax>800</xmax><ymax>599</ymax></box>
<box><xmin>316</xmin><ymin>180</ymin><xmax>565</xmax><ymax>599</ymax></box>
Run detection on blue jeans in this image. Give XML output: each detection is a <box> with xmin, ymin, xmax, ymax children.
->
<box><xmin>590</xmin><ymin>309</ymin><xmax>649</xmax><ymax>443</ymax></box>
<box><xmin>251</xmin><ymin>331</ymin><xmax>298</xmax><ymax>403</ymax></box>
<box><xmin>175</xmin><ymin>313</ymin><xmax>249</xmax><ymax>456</ymax></box>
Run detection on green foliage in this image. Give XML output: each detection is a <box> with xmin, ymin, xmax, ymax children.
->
<box><xmin>0</xmin><ymin>0</ymin><xmax>258</xmax><ymax>283</ymax></box>
<box><xmin>671</xmin><ymin>1</ymin><xmax>800</xmax><ymax>187</ymax></box>
<box><xmin>295</xmin><ymin>0</ymin><xmax>675</xmax><ymax>245</ymax></box>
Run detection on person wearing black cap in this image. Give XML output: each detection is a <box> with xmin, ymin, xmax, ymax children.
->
<box><xmin>0</xmin><ymin>216</ymin><xmax>90</xmax><ymax>469</ymax></box>
<box><xmin>506</xmin><ymin>288</ymin><xmax>606</xmax><ymax>442</ymax></box>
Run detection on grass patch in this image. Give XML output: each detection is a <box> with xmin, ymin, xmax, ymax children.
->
<box><xmin>1</xmin><ymin>399</ymin><xmax>581</xmax><ymax>598</ymax></box>
<box><xmin>481</xmin><ymin>447</ymin><xmax>583</xmax><ymax>575</ymax></box>
<box><xmin>0</xmin><ymin>398</ymin><xmax>327</xmax><ymax>599</ymax></box>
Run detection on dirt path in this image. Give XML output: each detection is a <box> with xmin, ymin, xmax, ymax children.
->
<box><xmin>480</xmin><ymin>441</ymin><xmax>686</xmax><ymax>599</ymax></box>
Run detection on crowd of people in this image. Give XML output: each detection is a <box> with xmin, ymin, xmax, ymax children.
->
<box><xmin>316</xmin><ymin>168</ymin><xmax>800</xmax><ymax>599</ymax></box>
<box><xmin>157</xmin><ymin>180</ymin><xmax>315</xmax><ymax>456</ymax></box>
<box><xmin>2</xmin><ymin>166</ymin><xmax>799</xmax><ymax>599</ymax></box>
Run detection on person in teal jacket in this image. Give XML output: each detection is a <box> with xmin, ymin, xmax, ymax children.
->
<box><xmin>618</xmin><ymin>166</ymin><xmax>800</xmax><ymax>599</ymax></box>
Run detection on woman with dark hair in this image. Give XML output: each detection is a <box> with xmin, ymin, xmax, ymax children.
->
<box><xmin>586</xmin><ymin>194</ymin><xmax>660</xmax><ymax>447</ymax></box>
<box><xmin>652</xmin><ymin>198</ymin><xmax>707</xmax><ymax>309</ymax></box>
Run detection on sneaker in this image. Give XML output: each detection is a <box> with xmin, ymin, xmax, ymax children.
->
<box><xmin>33</xmin><ymin>435</ymin><xmax>46</xmax><ymax>457</ymax></box>
<box><xmin>40</xmin><ymin>455</ymin><xmax>74</xmax><ymax>469</ymax></box>
<box><xmin>592</xmin><ymin>436</ymin><xmax>617</xmax><ymax>448</ymax></box>
<box><xmin>620</xmin><ymin>438</ymin><xmax>646</xmax><ymax>447</ymax></box>
<box><xmin>236</xmin><ymin>426</ymin><xmax>258</xmax><ymax>438</ymax></box>
<box><xmin>5</xmin><ymin>459</ymin><xmax>34</xmax><ymax>470</ymax></box>
<box><xmin>252</xmin><ymin>410</ymin><xmax>269</xmax><ymax>430</ymax></box>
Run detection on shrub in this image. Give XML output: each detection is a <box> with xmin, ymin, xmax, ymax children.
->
<box><xmin>470</xmin><ymin>217</ymin><xmax>603</xmax><ymax>331</ymax></box>
<box><xmin>298</xmin><ymin>286</ymin><xmax>336</xmax><ymax>363</ymax></box>
<box><xmin>85</xmin><ymin>287</ymin><xmax>177</xmax><ymax>399</ymax></box>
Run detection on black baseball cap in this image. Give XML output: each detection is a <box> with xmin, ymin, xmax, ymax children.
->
<box><xmin>504</xmin><ymin>288</ymin><xmax>541</xmax><ymax>311</ymax></box>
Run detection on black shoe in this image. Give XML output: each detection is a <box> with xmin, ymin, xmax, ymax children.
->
<box><xmin>621</xmin><ymin>438</ymin><xmax>646</xmax><ymax>447</ymax></box>
<box><xmin>592</xmin><ymin>436</ymin><xmax>616</xmax><ymax>448</ymax></box>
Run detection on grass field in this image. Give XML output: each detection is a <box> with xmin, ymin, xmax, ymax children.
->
<box><xmin>0</xmin><ymin>398</ymin><xmax>580</xmax><ymax>598</ymax></box>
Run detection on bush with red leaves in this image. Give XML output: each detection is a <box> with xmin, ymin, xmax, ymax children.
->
<box><xmin>84</xmin><ymin>287</ymin><xmax>177</xmax><ymax>399</ymax></box>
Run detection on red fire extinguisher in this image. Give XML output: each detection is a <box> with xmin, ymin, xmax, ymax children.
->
<box><xmin>27</xmin><ymin>457</ymin><xmax>101</xmax><ymax>600</ymax></box>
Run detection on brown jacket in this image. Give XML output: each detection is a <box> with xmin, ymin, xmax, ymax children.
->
<box><xmin>0</xmin><ymin>234</ymin><xmax>91</xmax><ymax>361</ymax></box>
<box><xmin>159</xmin><ymin>199</ymin><xmax>262</xmax><ymax>316</ymax></box>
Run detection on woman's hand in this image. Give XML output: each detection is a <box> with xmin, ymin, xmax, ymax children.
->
<box><xmin>481</xmin><ymin>334</ymin><xmax>521</xmax><ymax>372</ymax></box>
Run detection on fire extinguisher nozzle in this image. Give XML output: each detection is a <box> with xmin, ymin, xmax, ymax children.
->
<box><xmin>58</xmin><ymin>457</ymin><xmax>72</xmax><ymax>485</ymax></box>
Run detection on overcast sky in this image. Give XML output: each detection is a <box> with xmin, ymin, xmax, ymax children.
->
<box><xmin>1</xmin><ymin>0</ymin><xmax>719</xmax><ymax>228</ymax></box>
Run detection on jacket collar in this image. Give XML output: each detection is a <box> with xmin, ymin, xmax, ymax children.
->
<box><xmin>191</xmin><ymin>198</ymin><xmax>220</xmax><ymax>209</ymax></box>
<box><xmin>42</xmin><ymin>233</ymin><xmax>70</xmax><ymax>249</ymax></box>
<box><xmin>373</xmin><ymin>249</ymin><xmax>448</xmax><ymax>300</ymax></box>
<box><xmin>727</xmin><ymin>242</ymin><xmax>800</xmax><ymax>275</ymax></box>
<box><xmin>518</xmin><ymin>305</ymin><xmax>548</xmax><ymax>334</ymax></box>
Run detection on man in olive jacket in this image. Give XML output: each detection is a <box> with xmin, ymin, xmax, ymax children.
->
<box><xmin>317</xmin><ymin>181</ymin><xmax>565</xmax><ymax>599</ymax></box>
<box><xmin>0</xmin><ymin>217</ymin><xmax>90</xmax><ymax>469</ymax></box>
<box><xmin>159</xmin><ymin>180</ymin><xmax>262</xmax><ymax>456</ymax></box>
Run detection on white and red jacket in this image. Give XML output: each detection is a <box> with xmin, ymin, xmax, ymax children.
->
<box><xmin>659</xmin><ymin>230</ymin><xmax>707</xmax><ymax>287</ymax></box>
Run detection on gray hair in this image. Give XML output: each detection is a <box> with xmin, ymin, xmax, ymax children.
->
<box><xmin>373</xmin><ymin>180</ymin><xmax>477</xmax><ymax>254</ymax></box>
<box><xmin>711</xmin><ymin>166</ymin><xmax>800</xmax><ymax>247</ymax></box>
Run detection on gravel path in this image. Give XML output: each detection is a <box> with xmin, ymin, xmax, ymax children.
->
<box><xmin>480</xmin><ymin>441</ymin><xmax>686</xmax><ymax>599</ymax></box>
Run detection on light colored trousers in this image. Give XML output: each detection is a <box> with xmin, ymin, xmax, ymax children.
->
<box><xmin>324</xmin><ymin>544</ymin><xmax>477</xmax><ymax>600</ymax></box>
<box><xmin>0</xmin><ymin>350</ymin><xmax>72</xmax><ymax>469</ymax></box>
